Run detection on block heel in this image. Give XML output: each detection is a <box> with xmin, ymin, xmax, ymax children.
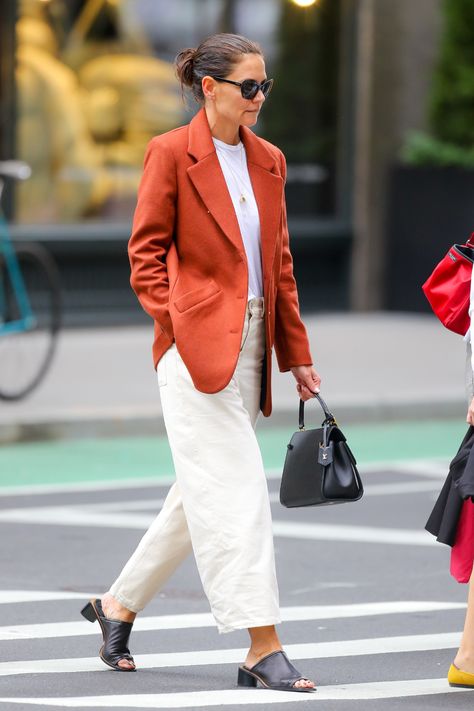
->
<box><xmin>80</xmin><ymin>602</ymin><xmax>96</xmax><ymax>623</ymax></box>
<box><xmin>237</xmin><ymin>651</ymin><xmax>315</xmax><ymax>692</ymax></box>
<box><xmin>79</xmin><ymin>598</ymin><xmax>136</xmax><ymax>672</ymax></box>
<box><xmin>237</xmin><ymin>667</ymin><xmax>258</xmax><ymax>687</ymax></box>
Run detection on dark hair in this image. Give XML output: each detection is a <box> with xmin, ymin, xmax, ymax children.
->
<box><xmin>175</xmin><ymin>33</ymin><xmax>263</xmax><ymax>104</ymax></box>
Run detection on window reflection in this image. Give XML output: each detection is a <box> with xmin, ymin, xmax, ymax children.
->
<box><xmin>15</xmin><ymin>0</ymin><xmax>340</xmax><ymax>224</ymax></box>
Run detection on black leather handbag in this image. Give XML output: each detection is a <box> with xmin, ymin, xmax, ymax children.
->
<box><xmin>280</xmin><ymin>393</ymin><xmax>363</xmax><ymax>507</ymax></box>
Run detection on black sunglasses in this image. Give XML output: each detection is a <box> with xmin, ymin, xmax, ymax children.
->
<box><xmin>212</xmin><ymin>76</ymin><xmax>274</xmax><ymax>100</ymax></box>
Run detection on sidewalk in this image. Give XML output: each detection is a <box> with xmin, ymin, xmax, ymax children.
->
<box><xmin>0</xmin><ymin>312</ymin><xmax>468</xmax><ymax>442</ymax></box>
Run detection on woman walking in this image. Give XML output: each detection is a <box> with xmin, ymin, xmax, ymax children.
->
<box><xmin>426</xmin><ymin>254</ymin><xmax>474</xmax><ymax>689</ymax></box>
<box><xmin>81</xmin><ymin>33</ymin><xmax>320</xmax><ymax>692</ymax></box>
<box><xmin>447</xmin><ymin>272</ymin><xmax>474</xmax><ymax>689</ymax></box>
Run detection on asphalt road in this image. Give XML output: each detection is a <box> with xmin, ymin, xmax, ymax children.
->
<box><xmin>0</xmin><ymin>453</ymin><xmax>473</xmax><ymax>710</ymax></box>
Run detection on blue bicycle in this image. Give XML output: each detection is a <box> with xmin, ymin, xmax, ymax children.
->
<box><xmin>0</xmin><ymin>162</ymin><xmax>61</xmax><ymax>400</ymax></box>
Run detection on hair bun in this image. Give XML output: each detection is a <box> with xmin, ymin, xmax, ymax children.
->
<box><xmin>175</xmin><ymin>47</ymin><xmax>196</xmax><ymax>88</ymax></box>
<box><xmin>175</xmin><ymin>34</ymin><xmax>263</xmax><ymax>105</ymax></box>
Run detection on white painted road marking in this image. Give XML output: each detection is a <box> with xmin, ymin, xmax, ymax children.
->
<box><xmin>386</xmin><ymin>460</ymin><xmax>449</xmax><ymax>478</ymax></box>
<box><xmin>52</xmin><ymin>480</ymin><xmax>443</xmax><ymax>512</ymax></box>
<box><xmin>357</xmin><ymin>480</ymin><xmax>445</xmax><ymax>496</ymax></box>
<box><xmin>0</xmin><ymin>477</ymin><xmax>170</xmax><ymax>498</ymax></box>
<box><xmin>0</xmin><ymin>632</ymin><xmax>461</xmax><ymax>677</ymax></box>
<box><xmin>0</xmin><ymin>505</ymin><xmax>439</xmax><ymax>546</ymax></box>
<box><xmin>0</xmin><ymin>591</ymin><xmax>97</xmax><ymax>605</ymax></box>
<box><xmin>0</xmin><ymin>678</ymin><xmax>467</xmax><ymax>706</ymax></box>
<box><xmin>267</xmin><ymin>480</ymin><xmax>443</xmax><ymax>503</ymax></box>
<box><xmin>272</xmin><ymin>520</ymin><xmax>437</xmax><ymax>546</ymax></box>
<box><xmin>0</xmin><ymin>601</ymin><xmax>464</xmax><ymax>641</ymax></box>
<box><xmin>0</xmin><ymin>459</ymin><xmax>449</xmax><ymax>497</ymax></box>
<box><xmin>0</xmin><ymin>506</ymin><xmax>153</xmax><ymax>529</ymax></box>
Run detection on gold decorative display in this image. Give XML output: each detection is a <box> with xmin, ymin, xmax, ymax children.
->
<box><xmin>16</xmin><ymin>0</ymin><xmax>184</xmax><ymax>223</ymax></box>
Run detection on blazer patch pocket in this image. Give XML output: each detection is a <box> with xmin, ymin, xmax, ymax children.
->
<box><xmin>173</xmin><ymin>279</ymin><xmax>221</xmax><ymax>313</ymax></box>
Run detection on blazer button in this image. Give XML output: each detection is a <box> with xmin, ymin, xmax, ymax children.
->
<box><xmin>237</xmin><ymin>294</ymin><xmax>245</xmax><ymax>299</ymax></box>
<box><xmin>230</xmin><ymin>328</ymin><xmax>239</xmax><ymax>333</ymax></box>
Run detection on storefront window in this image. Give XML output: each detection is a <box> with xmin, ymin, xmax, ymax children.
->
<box><xmin>15</xmin><ymin>0</ymin><xmax>341</xmax><ymax>224</ymax></box>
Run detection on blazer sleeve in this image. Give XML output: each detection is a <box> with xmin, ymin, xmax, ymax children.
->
<box><xmin>128</xmin><ymin>137</ymin><xmax>176</xmax><ymax>341</ymax></box>
<box><xmin>273</xmin><ymin>150</ymin><xmax>314</xmax><ymax>372</ymax></box>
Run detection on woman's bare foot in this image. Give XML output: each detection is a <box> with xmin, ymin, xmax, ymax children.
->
<box><xmin>244</xmin><ymin>645</ymin><xmax>282</xmax><ymax>670</ymax></box>
<box><xmin>245</xmin><ymin>625</ymin><xmax>315</xmax><ymax>690</ymax></box>
<box><xmin>244</xmin><ymin>647</ymin><xmax>315</xmax><ymax>689</ymax></box>
<box><xmin>101</xmin><ymin>593</ymin><xmax>136</xmax><ymax>670</ymax></box>
<box><xmin>289</xmin><ymin>677</ymin><xmax>315</xmax><ymax>690</ymax></box>
<box><xmin>101</xmin><ymin>593</ymin><xmax>136</xmax><ymax>622</ymax></box>
<box><xmin>453</xmin><ymin>651</ymin><xmax>474</xmax><ymax>675</ymax></box>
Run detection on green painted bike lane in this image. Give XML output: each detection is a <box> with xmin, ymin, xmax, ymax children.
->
<box><xmin>0</xmin><ymin>419</ymin><xmax>467</xmax><ymax>489</ymax></box>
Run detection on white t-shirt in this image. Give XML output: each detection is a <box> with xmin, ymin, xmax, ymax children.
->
<box><xmin>212</xmin><ymin>137</ymin><xmax>263</xmax><ymax>301</ymax></box>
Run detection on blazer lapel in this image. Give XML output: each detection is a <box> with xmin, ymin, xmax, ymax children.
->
<box><xmin>186</xmin><ymin>108</ymin><xmax>284</xmax><ymax>273</ymax></box>
<box><xmin>187</xmin><ymin>109</ymin><xmax>243</xmax><ymax>252</ymax></box>
<box><xmin>241</xmin><ymin>126</ymin><xmax>283</xmax><ymax>276</ymax></box>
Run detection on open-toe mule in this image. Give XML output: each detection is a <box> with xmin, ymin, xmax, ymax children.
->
<box><xmin>237</xmin><ymin>650</ymin><xmax>316</xmax><ymax>692</ymax></box>
<box><xmin>81</xmin><ymin>599</ymin><xmax>136</xmax><ymax>672</ymax></box>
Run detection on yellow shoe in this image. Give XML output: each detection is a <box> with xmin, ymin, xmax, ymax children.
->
<box><xmin>448</xmin><ymin>663</ymin><xmax>474</xmax><ymax>688</ymax></box>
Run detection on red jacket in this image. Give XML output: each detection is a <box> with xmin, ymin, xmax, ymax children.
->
<box><xmin>128</xmin><ymin>107</ymin><xmax>313</xmax><ymax>416</ymax></box>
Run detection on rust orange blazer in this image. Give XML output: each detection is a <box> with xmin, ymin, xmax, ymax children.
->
<box><xmin>128</xmin><ymin>107</ymin><xmax>313</xmax><ymax>417</ymax></box>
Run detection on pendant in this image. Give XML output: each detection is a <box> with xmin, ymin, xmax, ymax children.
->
<box><xmin>240</xmin><ymin>195</ymin><xmax>246</xmax><ymax>203</ymax></box>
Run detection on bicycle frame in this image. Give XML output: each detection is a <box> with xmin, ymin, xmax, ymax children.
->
<box><xmin>0</xmin><ymin>212</ymin><xmax>36</xmax><ymax>337</ymax></box>
<box><xmin>0</xmin><ymin>162</ymin><xmax>61</xmax><ymax>401</ymax></box>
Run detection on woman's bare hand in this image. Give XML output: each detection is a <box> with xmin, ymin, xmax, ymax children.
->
<box><xmin>290</xmin><ymin>365</ymin><xmax>321</xmax><ymax>402</ymax></box>
<box><xmin>467</xmin><ymin>397</ymin><xmax>474</xmax><ymax>425</ymax></box>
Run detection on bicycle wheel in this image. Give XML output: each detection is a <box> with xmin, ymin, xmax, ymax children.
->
<box><xmin>0</xmin><ymin>242</ymin><xmax>61</xmax><ymax>400</ymax></box>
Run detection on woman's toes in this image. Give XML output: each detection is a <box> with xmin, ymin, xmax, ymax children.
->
<box><xmin>118</xmin><ymin>659</ymin><xmax>135</xmax><ymax>670</ymax></box>
<box><xmin>294</xmin><ymin>678</ymin><xmax>315</xmax><ymax>689</ymax></box>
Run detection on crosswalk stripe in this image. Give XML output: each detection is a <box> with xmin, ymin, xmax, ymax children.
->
<box><xmin>0</xmin><ymin>632</ymin><xmax>461</xmax><ymax>677</ymax></box>
<box><xmin>0</xmin><ymin>591</ymin><xmax>97</xmax><ymax>605</ymax></box>
<box><xmin>70</xmin><ymin>480</ymin><xmax>441</xmax><ymax>515</ymax></box>
<box><xmin>0</xmin><ymin>477</ymin><xmax>169</xmax><ymax>498</ymax></box>
<box><xmin>387</xmin><ymin>460</ymin><xmax>449</xmax><ymax>478</ymax></box>
<box><xmin>0</xmin><ymin>678</ymin><xmax>467</xmax><ymax>706</ymax></box>
<box><xmin>0</xmin><ymin>601</ymin><xmax>464</xmax><ymax>641</ymax></box>
<box><xmin>272</xmin><ymin>520</ymin><xmax>436</xmax><ymax>546</ymax></box>
<box><xmin>24</xmin><ymin>479</ymin><xmax>440</xmax><ymax>515</ymax></box>
<box><xmin>358</xmin><ymin>480</ymin><xmax>443</xmax><ymax>496</ymax></box>
<box><xmin>0</xmin><ymin>506</ymin><xmax>152</xmax><ymax>529</ymax></box>
<box><xmin>0</xmin><ymin>459</ymin><xmax>449</xmax><ymax>497</ymax></box>
<box><xmin>0</xmin><ymin>505</ymin><xmax>439</xmax><ymax>546</ymax></box>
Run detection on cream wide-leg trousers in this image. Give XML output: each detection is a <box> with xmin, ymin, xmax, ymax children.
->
<box><xmin>109</xmin><ymin>297</ymin><xmax>281</xmax><ymax>633</ymax></box>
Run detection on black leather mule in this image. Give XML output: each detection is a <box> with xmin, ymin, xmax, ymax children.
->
<box><xmin>81</xmin><ymin>599</ymin><xmax>136</xmax><ymax>672</ymax></box>
<box><xmin>237</xmin><ymin>650</ymin><xmax>316</xmax><ymax>692</ymax></box>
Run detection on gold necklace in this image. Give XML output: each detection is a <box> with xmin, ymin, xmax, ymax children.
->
<box><xmin>218</xmin><ymin>144</ymin><xmax>247</xmax><ymax>204</ymax></box>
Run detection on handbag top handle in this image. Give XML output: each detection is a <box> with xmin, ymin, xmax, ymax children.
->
<box><xmin>299</xmin><ymin>392</ymin><xmax>336</xmax><ymax>430</ymax></box>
